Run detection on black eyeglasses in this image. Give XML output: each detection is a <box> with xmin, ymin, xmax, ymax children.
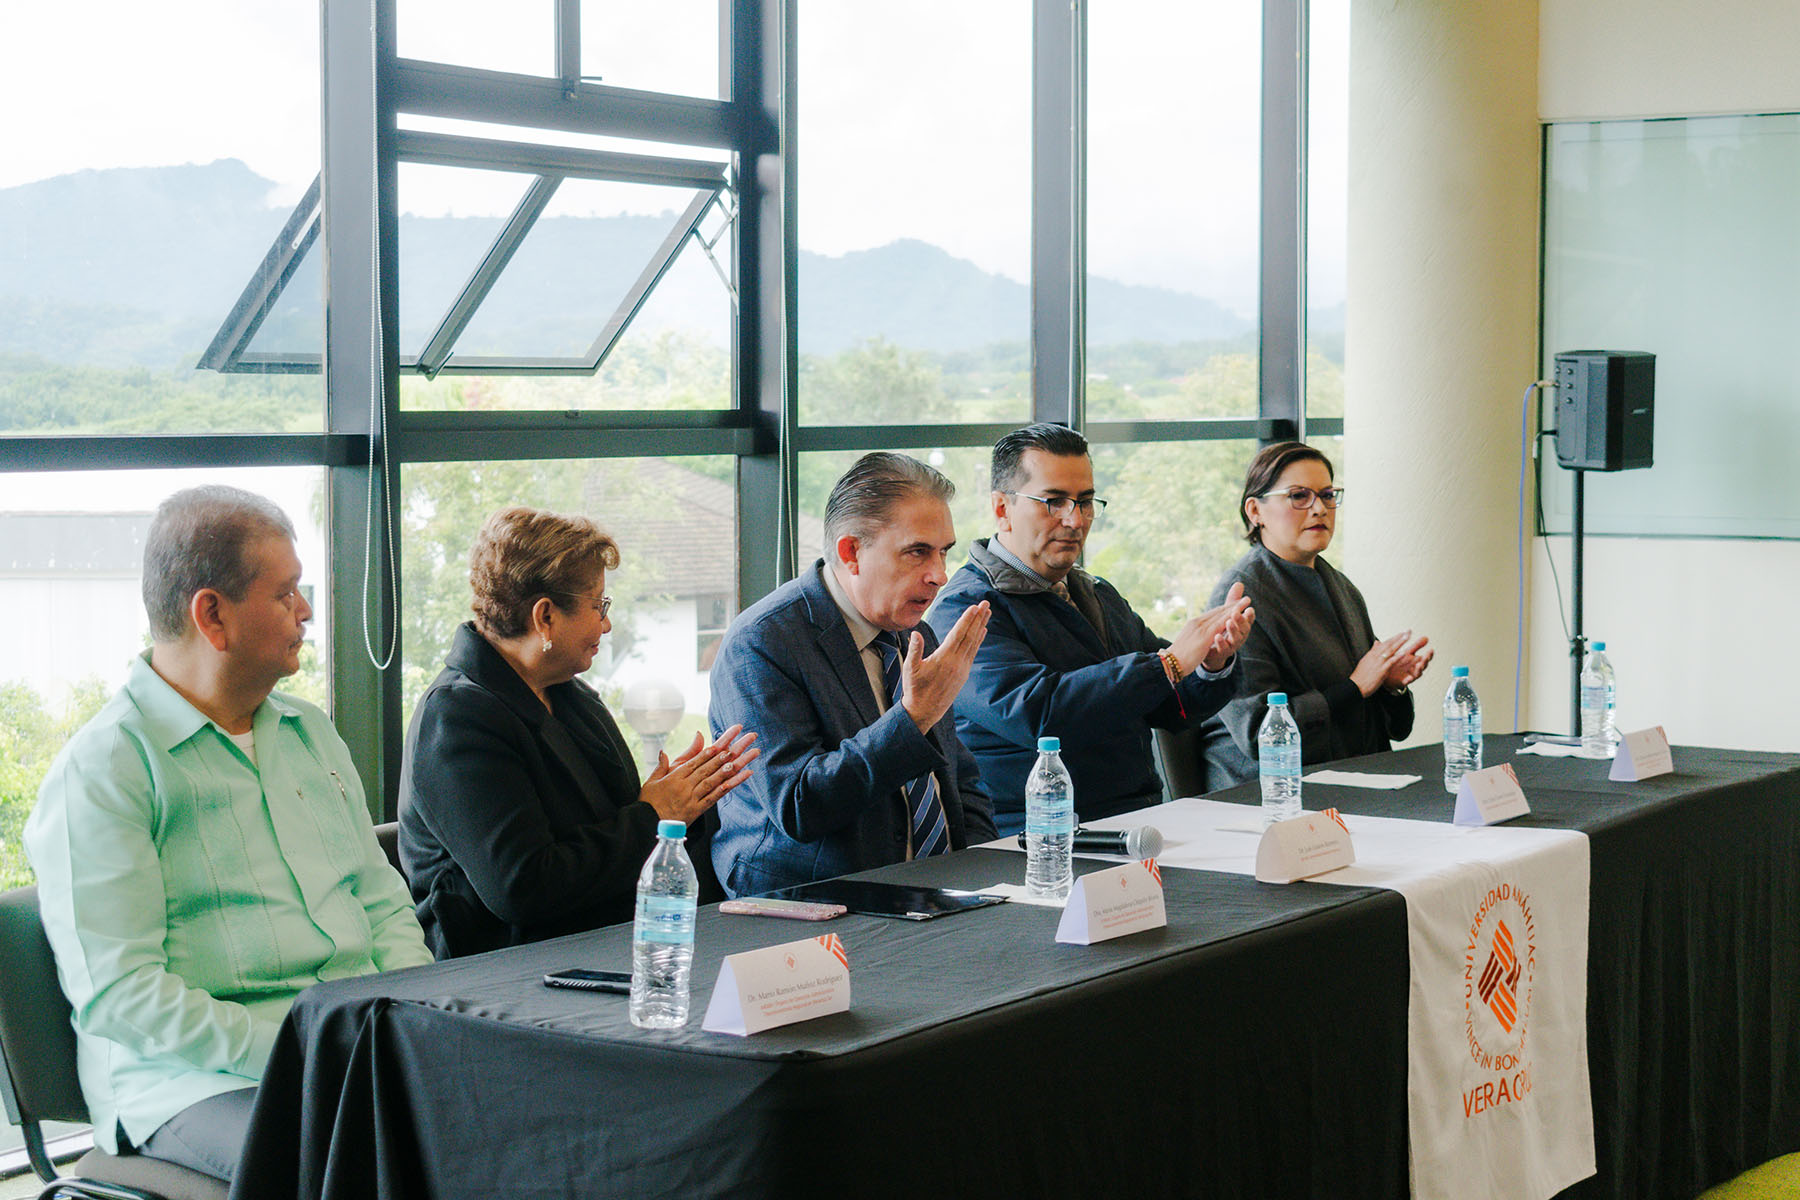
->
<box><xmin>1010</xmin><ymin>492</ymin><xmax>1109</xmax><ymax>521</ymax></box>
<box><xmin>1257</xmin><ymin>486</ymin><xmax>1345</xmax><ymax>510</ymax></box>
<box><xmin>551</xmin><ymin>591</ymin><xmax>612</xmax><ymax>618</ymax></box>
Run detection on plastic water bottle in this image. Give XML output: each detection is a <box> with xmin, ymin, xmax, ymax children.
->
<box><xmin>1024</xmin><ymin>736</ymin><xmax>1074</xmax><ymax>901</ymax></box>
<box><xmin>1258</xmin><ymin>693</ymin><xmax>1302</xmax><ymax>825</ymax></box>
<box><xmin>1443</xmin><ymin>667</ymin><xmax>1483</xmax><ymax>794</ymax></box>
<box><xmin>1580</xmin><ymin>641</ymin><xmax>1618</xmax><ymax>757</ymax></box>
<box><xmin>630</xmin><ymin>819</ymin><xmax>698</xmax><ymax>1029</ymax></box>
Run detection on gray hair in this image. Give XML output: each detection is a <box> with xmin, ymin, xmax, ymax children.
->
<box><xmin>143</xmin><ymin>486</ymin><xmax>296</xmax><ymax>641</ymax></box>
<box><xmin>822</xmin><ymin>452</ymin><xmax>955</xmax><ymax>557</ymax></box>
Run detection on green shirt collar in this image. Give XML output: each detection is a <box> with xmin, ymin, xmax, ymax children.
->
<box><xmin>125</xmin><ymin>649</ymin><xmax>302</xmax><ymax>753</ymax></box>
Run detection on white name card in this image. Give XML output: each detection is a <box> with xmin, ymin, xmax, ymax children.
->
<box><xmin>701</xmin><ymin>933</ymin><xmax>851</xmax><ymax>1036</ymax></box>
<box><xmin>1610</xmin><ymin>726</ymin><xmax>1674</xmax><ymax>781</ymax></box>
<box><xmin>1453</xmin><ymin>762</ymin><xmax>1531</xmax><ymax>826</ymax></box>
<box><xmin>1055</xmin><ymin>861</ymin><xmax>1167</xmax><ymax>944</ymax></box>
<box><xmin>1254</xmin><ymin>811</ymin><xmax>1356</xmax><ymax>883</ymax></box>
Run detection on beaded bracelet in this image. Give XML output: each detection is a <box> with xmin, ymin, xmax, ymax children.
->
<box><xmin>1158</xmin><ymin>650</ymin><xmax>1188</xmax><ymax>720</ymax></box>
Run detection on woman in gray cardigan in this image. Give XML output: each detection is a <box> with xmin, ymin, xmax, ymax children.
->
<box><xmin>1199</xmin><ymin>442</ymin><xmax>1434</xmax><ymax>788</ymax></box>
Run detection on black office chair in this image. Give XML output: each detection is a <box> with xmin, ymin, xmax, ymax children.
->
<box><xmin>1153</xmin><ymin>725</ymin><xmax>1211</xmax><ymax>800</ymax></box>
<box><xmin>0</xmin><ymin>886</ymin><xmax>229</xmax><ymax>1200</ymax></box>
<box><xmin>372</xmin><ymin>821</ymin><xmax>402</xmax><ymax>877</ymax></box>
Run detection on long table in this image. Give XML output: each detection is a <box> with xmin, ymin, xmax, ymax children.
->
<box><xmin>227</xmin><ymin>737</ymin><xmax>1800</xmax><ymax>1200</ymax></box>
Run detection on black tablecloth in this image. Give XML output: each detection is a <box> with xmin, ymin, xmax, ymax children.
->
<box><xmin>229</xmin><ymin>737</ymin><xmax>1800</xmax><ymax>1200</ymax></box>
<box><xmin>1208</xmin><ymin>736</ymin><xmax>1800</xmax><ymax>1200</ymax></box>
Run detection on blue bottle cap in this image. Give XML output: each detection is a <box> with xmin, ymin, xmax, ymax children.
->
<box><xmin>1452</xmin><ymin>666</ymin><xmax>1469</xmax><ymax>677</ymax></box>
<box><xmin>1268</xmin><ymin>692</ymin><xmax>1288</xmax><ymax>705</ymax></box>
<box><xmin>657</xmin><ymin>819</ymin><xmax>687</xmax><ymax>839</ymax></box>
<box><xmin>1037</xmin><ymin>736</ymin><xmax>1060</xmax><ymax>752</ymax></box>
<box><xmin>1592</xmin><ymin>641</ymin><xmax>1605</xmax><ymax>651</ymax></box>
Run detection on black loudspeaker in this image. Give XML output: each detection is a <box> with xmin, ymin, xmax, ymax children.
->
<box><xmin>1553</xmin><ymin>350</ymin><xmax>1655</xmax><ymax>471</ymax></box>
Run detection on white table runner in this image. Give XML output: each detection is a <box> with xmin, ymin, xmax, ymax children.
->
<box><xmin>1065</xmin><ymin>799</ymin><xmax>1597</xmax><ymax>1199</ymax></box>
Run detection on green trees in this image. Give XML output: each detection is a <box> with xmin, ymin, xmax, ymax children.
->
<box><xmin>1</xmin><ymin>321</ymin><xmax>1346</xmax><ymax>883</ymax></box>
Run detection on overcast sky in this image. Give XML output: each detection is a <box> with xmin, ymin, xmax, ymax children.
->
<box><xmin>0</xmin><ymin>1</ymin><xmax>1347</xmax><ymax>314</ymax></box>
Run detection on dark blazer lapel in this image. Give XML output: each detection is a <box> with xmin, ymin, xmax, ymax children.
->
<box><xmin>800</xmin><ymin>566</ymin><xmax>884</xmax><ymax>730</ymax></box>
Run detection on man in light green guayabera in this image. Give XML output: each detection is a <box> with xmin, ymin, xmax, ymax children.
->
<box><xmin>25</xmin><ymin>486</ymin><xmax>431</xmax><ymax>1183</ymax></box>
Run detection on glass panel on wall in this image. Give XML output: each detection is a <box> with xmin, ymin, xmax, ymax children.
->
<box><xmin>400</xmin><ymin>457</ymin><xmax>735</xmax><ymax>770</ymax></box>
<box><xmin>397</xmin><ymin>0</ymin><xmax>552</xmax><ymax>77</ymax></box>
<box><xmin>580</xmin><ymin>0</ymin><xmax>721</xmax><ymax>99</ymax></box>
<box><xmin>797</xmin><ymin>4</ymin><xmax>1031</xmax><ymax>426</ymax></box>
<box><xmin>0</xmin><ymin>467</ymin><xmax>329</xmax><ymax>891</ymax></box>
<box><xmin>0</xmin><ymin>0</ymin><xmax>323</xmax><ymax>434</ymax></box>
<box><xmin>1542</xmin><ymin>114</ymin><xmax>1800</xmax><ymax>539</ymax></box>
<box><xmin>1081</xmin><ymin>440</ymin><xmax>1261</xmax><ymax>638</ymax></box>
<box><xmin>1306</xmin><ymin>1</ymin><xmax>1349</xmax><ymax>421</ymax></box>
<box><xmin>1087</xmin><ymin>1</ymin><xmax>1261</xmax><ymax>421</ymax></box>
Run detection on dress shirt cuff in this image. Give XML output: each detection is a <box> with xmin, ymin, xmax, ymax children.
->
<box><xmin>1193</xmin><ymin>654</ymin><xmax>1235</xmax><ymax>682</ymax></box>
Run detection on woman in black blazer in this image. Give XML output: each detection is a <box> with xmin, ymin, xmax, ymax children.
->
<box><xmin>398</xmin><ymin>506</ymin><xmax>757</xmax><ymax>959</ymax></box>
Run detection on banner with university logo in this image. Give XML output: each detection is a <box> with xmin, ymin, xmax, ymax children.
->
<box><xmin>1082</xmin><ymin>799</ymin><xmax>1596</xmax><ymax>1200</ymax></box>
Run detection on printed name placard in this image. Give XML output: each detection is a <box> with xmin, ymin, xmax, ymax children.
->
<box><xmin>1055</xmin><ymin>861</ymin><xmax>1166</xmax><ymax>944</ymax></box>
<box><xmin>1609</xmin><ymin>726</ymin><xmax>1674</xmax><ymax>781</ymax></box>
<box><xmin>1453</xmin><ymin>762</ymin><xmax>1531</xmax><ymax>826</ymax></box>
<box><xmin>701</xmin><ymin>934</ymin><xmax>850</xmax><ymax>1036</ymax></box>
<box><xmin>1254</xmin><ymin>810</ymin><xmax>1356</xmax><ymax>883</ymax></box>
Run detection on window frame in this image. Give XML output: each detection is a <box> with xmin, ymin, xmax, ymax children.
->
<box><xmin>0</xmin><ymin>0</ymin><xmax>1338</xmax><ymax>817</ymax></box>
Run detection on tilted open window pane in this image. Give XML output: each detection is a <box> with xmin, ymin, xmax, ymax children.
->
<box><xmin>447</xmin><ymin>178</ymin><xmax>725</xmax><ymax>364</ymax></box>
<box><xmin>398</xmin><ymin>164</ymin><xmax>538</xmax><ymax>363</ymax></box>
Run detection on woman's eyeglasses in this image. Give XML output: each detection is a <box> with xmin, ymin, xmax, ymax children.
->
<box><xmin>1258</xmin><ymin>486</ymin><xmax>1345</xmax><ymax>510</ymax></box>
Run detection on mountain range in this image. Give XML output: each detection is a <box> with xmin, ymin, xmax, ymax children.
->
<box><xmin>0</xmin><ymin>159</ymin><xmax>1324</xmax><ymax>371</ymax></box>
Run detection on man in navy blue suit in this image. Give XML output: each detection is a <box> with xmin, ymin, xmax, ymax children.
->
<box><xmin>710</xmin><ymin>453</ymin><xmax>997</xmax><ymax>897</ymax></box>
<box><xmin>928</xmin><ymin>424</ymin><xmax>1255</xmax><ymax>835</ymax></box>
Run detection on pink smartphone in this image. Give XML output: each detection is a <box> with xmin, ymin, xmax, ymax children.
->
<box><xmin>718</xmin><ymin>897</ymin><xmax>847</xmax><ymax>921</ymax></box>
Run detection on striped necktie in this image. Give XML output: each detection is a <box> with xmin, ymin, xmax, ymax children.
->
<box><xmin>872</xmin><ymin>632</ymin><xmax>949</xmax><ymax>858</ymax></box>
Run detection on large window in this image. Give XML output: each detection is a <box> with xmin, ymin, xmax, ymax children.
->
<box><xmin>1</xmin><ymin>0</ymin><xmax>1329</xmax><ymax>834</ymax></box>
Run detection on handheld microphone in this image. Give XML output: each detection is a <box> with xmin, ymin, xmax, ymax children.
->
<box><xmin>1016</xmin><ymin>825</ymin><xmax>1165</xmax><ymax>858</ymax></box>
<box><xmin>1073</xmin><ymin>825</ymin><xmax>1163</xmax><ymax>858</ymax></box>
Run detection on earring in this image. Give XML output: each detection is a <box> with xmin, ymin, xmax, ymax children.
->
<box><xmin>541</xmin><ymin>638</ymin><xmax>553</xmax><ymax>653</ymax></box>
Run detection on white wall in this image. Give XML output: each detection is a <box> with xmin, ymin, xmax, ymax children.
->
<box><xmin>1531</xmin><ymin>0</ymin><xmax>1800</xmax><ymax>750</ymax></box>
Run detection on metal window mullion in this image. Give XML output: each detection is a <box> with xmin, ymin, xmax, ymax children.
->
<box><xmin>0</xmin><ymin>434</ymin><xmax>365</xmax><ymax>473</ymax></box>
<box><xmin>1258</xmin><ymin>0</ymin><xmax>1307</xmax><ymax>445</ymax></box>
<box><xmin>418</xmin><ymin>173</ymin><xmax>562</xmax><ymax>377</ymax></box>
<box><xmin>555</xmin><ymin>0</ymin><xmax>580</xmax><ymax>99</ymax></box>
<box><xmin>396</xmin><ymin>130</ymin><xmax>725</xmax><ymax>189</ymax></box>
<box><xmin>325</xmin><ymin>0</ymin><xmax>402</xmax><ymax>818</ymax></box>
<box><xmin>393</xmin><ymin>57</ymin><xmax>736</xmax><ymax>149</ymax></box>
<box><xmin>733</xmin><ymin>0</ymin><xmax>797</xmax><ymax>602</ymax></box>
<box><xmin>1031</xmin><ymin>0</ymin><xmax>1085</xmax><ymax>433</ymax></box>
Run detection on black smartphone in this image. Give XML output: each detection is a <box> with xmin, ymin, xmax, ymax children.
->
<box><xmin>542</xmin><ymin>968</ymin><xmax>632</xmax><ymax>994</ymax></box>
